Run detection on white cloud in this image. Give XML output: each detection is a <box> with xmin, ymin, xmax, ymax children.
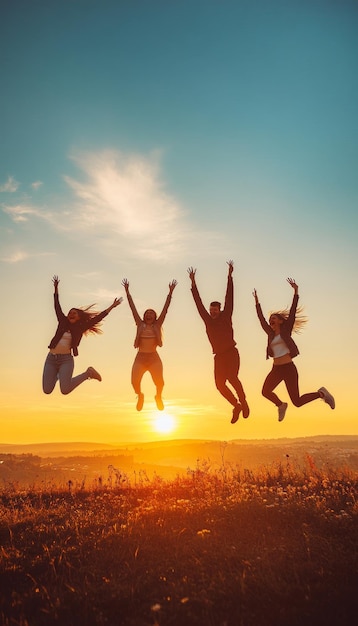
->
<box><xmin>62</xmin><ymin>149</ymin><xmax>191</xmax><ymax>259</ymax></box>
<box><xmin>0</xmin><ymin>176</ymin><xmax>19</xmax><ymax>193</ymax></box>
<box><xmin>1</xmin><ymin>249</ymin><xmax>55</xmax><ymax>264</ymax></box>
<box><xmin>2</xmin><ymin>204</ymin><xmax>43</xmax><ymax>222</ymax></box>
<box><xmin>1</xmin><ymin>250</ymin><xmax>29</xmax><ymax>263</ymax></box>
<box><xmin>1</xmin><ymin>149</ymin><xmax>227</xmax><ymax>262</ymax></box>
<box><xmin>31</xmin><ymin>181</ymin><xmax>43</xmax><ymax>190</ymax></box>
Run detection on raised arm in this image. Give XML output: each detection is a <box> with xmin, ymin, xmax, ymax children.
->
<box><xmin>187</xmin><ymin>267</ymin><xmax>209</xmax><ymax>320</ymax></box>
<box><xmin>286</xmin><ymin>277</ymin><xmax>299</xmax><ymax>328</ymax></box>
<box><xmin>223</xmin><ymin>260</ymin><xmax>234</xmax><ymax>315</ymax></box>
<box><xmin>121</xmin><ymin>278</ymin><xmax>141</xmax><ymax>325</ymax></box>
<box><xmin>252</xmin><ymin>288</ymin><xmax>270</xmax><ymax>332</ymax></box>
<box><xmin>157</xmin><ymin>279</ymin><xmax>177</xmax><ymax>325</ymax></box>
<box><xmin>52</xmin><ymin>275</ymin><xmax>65</xmax><ymax>321</ymax></box>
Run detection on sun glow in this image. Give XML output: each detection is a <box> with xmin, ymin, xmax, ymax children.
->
<box><xmin>153</xmin><ymin>412</ymin><xmax>177</xmax><ymax>434</ymax></box>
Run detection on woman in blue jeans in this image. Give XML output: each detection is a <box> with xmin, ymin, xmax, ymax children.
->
<box><xmin>253</xmin><ymin>278</ymin><xmax>335</xmax><ymax>422</ymax></box>
<box><xmin>43</xmin><ymin>275</ymin><xmax>122</xmax><ymax>394</ymax></box>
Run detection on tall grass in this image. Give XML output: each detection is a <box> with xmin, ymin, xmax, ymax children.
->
<box><xmin>0</xmin><ymin>458</ymin><xmax>357</xmax><ymax>625</ymax></box>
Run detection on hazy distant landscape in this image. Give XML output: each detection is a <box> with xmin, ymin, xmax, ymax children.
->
<box><xmin>1</xmin><ymin>435</ymin><xmax>357</xmax><ymax>489</ymax></box>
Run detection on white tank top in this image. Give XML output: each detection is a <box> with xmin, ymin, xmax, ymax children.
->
<box><xmin>51</xmin><ymin>331</ymin><xmax>72</xmax><ymax>354</ymax></box>
<box><xmin>270</xmin><ymin>334</ymin><xmax>289</xmax><ymax>358</ymax></box>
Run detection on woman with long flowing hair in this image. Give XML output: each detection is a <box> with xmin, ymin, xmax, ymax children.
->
<box><xmin>43</xmin><ymin>275</ymin><xmax>122</xmax><ymax>394</ymax></box>
<box><xmin>253</xmin><ymin>277</ymin><xmax>335</xmax><ymax>422</ymax></box>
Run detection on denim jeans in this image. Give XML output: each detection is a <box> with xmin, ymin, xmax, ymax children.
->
<box><xmin>42</xmin><ymin>353</ymin><xmax>89</xmax><ymax>395</ymax></box>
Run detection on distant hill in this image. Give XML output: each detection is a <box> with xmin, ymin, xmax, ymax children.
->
<box><xmin>1</xmin><ymin>434</ymin><xmax>358</xmax><ymax>457</ymax></box>
<box><xmin>1</xmin><ymin>436</ymin><xmax>358</xmax><ymax>488</ymax></box>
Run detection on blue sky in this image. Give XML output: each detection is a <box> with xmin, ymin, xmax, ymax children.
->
<box><xmin>1</xmin><ymin>0</ymin><xmax>357</xmax><ymax>443</ymax></box>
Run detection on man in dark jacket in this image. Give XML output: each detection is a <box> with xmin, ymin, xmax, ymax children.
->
<box><xmin>188</xmin><ymin>261</ymin><xmax>249</xmax><ymax>424</ymax></box>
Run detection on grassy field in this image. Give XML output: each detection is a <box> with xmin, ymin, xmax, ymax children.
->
<box><xmin>0</xmin><ymin>459</ymin><xmax>357</xmax><ymax>626</ymax></box>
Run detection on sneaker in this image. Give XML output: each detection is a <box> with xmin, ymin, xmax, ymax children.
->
<box><xmin>155</xmin><ymin>394</ymin><xmax>164</xmax><ymax>411</ymax></box>
<box><xmin>278</xmin><ymin>402</ymin><xmax>288</xmax><ymax>422</ymax></box>
<box><xmin>318</xmin><ymin>387</ymin><xmax>335</xmax><ymax>410</ymax></box>
<box><xmin>231</xmin><ymin>404</ymin><xmax>242</xmax><ymax>424</ymax></box>
<box><xmin>136</xmin><ymin>392</ymin><xmax>144</xmax><ymax>411</ymax></box>
<box><xmin>242</xmin><ymin>400</ymin><xmax>250</xmax><ymax>419</ymax></box>
<box><xmin>87</xmin><ymin>366</ymin><xmax>102</xmax><ymax>382</ymax></box>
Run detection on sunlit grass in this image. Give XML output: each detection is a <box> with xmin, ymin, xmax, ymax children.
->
<box><xmin>0</xmin><ymin>459</ymin><xmax>357</xmax><ymax>625</ymax></box>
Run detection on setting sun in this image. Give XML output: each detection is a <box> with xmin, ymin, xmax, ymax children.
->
<box><xmin>153</xmin><ymin>412</ymin><xmax>177</xmax><ymax>435</ymax></box>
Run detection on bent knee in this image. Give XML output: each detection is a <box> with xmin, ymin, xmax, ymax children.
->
<box><xmin>291</xmin><ymin>399</ymin><xmax>301</xmax><ymax>407</ymax></box>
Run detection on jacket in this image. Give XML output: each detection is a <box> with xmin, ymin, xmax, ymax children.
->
<box><xmin>126</xmin><ymin>291</ymin><xmax>172</xmax><ymax>349</ymax></box>
<box><xmin>255</xmin><ymin>293</ymin><xmax>300</xmax><ymax>360</ymax></box>
<box><xmin>48</xmin><ymin>293</ymin><xmax>109</xmax><ymax>356</ymax></box>
<box><xmin>191</xmin><ymin>275</ymin><xmax>236</xmax><ymax>355</ymax></box>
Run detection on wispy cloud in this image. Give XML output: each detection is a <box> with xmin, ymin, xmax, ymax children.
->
<box><xmin>1</xmin><ymin>250</ymin><xmax>29</xmax><ymax>263</ymax></box>
<box><xmin>0</xmin><ymin>176</ymin><xmax>19</xmax><ymax>193</ymax></box>
<box><xmin>62</xmin><ymin>149</ymin><xmax>191</xmax><ymax>260</ymax></box>
<box><xmin>1</xmin><ymin>148</ymin><xmax>227</xmax><ymax>261</ymax></box>
<box><xmin>0</xmin><ymin>250</ymin><xmax>55</xmax><ymax>264</ymax></box>
<box><xmin>31</xmin><ymin>181</ymin><xmax>43</xmax><ymax>190</ymax></box>
<box><xmin>2</xmin><ymin>204</ymin><xmax>44</xmax><ymax>222</ymax></box>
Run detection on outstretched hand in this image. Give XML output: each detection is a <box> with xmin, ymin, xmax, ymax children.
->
<box><xmin>169</xmin><ymin>279</ymin><xmax>178</xmax><ymax>294</ymax></box>
<box><xmin>187</xmin><ymin>267</ymin><xmax>196</xmax><ymax>283</ymax></box>
<box><xmin>52</xmin><ymin>275</ymin><xmax>59</xmax><ymax>292</ymax></box>
<box><xmin>121</xmin><ymin>278</ymin><xmax>129</xmax><ymax>292</ymax></box>
<box><xmin>252</xmin><ymin>289</ymin><xmax>259</xmax><ymax>304</ymax></box>
<box><xmin>227</xmin><ymin>260</ymin><xmax>234</xmax><ymax>276</ymax></box>
<box><xmin>106</xmin><ymin>297</ymin><xmax>123</xmax><ymax>314</ymax></box>
<box><xmin>287</xmin><ymin>277</ymin><xmax>298</xmax><ymax>294</ymax></box>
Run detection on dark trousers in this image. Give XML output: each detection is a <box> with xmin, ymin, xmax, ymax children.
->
<box><xmin>262</xmin><ymin>361</ymin><xmax>320</xmax><ymax>407</ymax></box>
<box><xmin>214</xmin><ymin>347</ymin><xmax>247</xmax><ymax>407</ymax></box>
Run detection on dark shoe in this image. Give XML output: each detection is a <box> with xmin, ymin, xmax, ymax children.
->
<box><xmin>242</xmin><ymin>400</ymin><xmax>250</xmax><ymax>419</ymax></box>
<box><xmin>278</xmin><ymin>402</ymin><xmax>288</xmax><ymax>422</ymax></box>
<box><xmin>136</xmin><ymin>392</ymin><xmax>144</xmax><ymax>411</ymax></box>
<box><xmin>87</xmin><ymin>366</ymin><xmax>102</xmax><ymax>382</ymax></box>
<box><xmin>155</xmin><ymin>394</ymin><xmax>164</xmax><ymax>411</ymax></box>
<box><xmin>231</xmin><ymin>404</ymin><xmax>242</xmax><ymax>424</ymax></box>
<box><xmin>318</xmin><ymin>387</ymin><xmax>335</xmax><ymax>410</ymax></box>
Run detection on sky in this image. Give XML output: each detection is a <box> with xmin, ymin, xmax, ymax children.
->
<box><xmin>1</xmin><ymin>0</ymin><xmax>357</xmax><ymax>445</ymax></box>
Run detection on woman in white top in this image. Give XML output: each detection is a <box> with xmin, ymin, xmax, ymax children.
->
<box><xmin>122</xmin><ymin>277</ymin><xmax>177</xmax><ymax>412</ymax></box>
<box><xmin>253</xmin><ymin>278</ymin><xmax>335</xmax><ymax>422</ymax></box>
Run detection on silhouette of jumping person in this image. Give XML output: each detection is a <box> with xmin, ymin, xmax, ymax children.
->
<box><xmin>253</xmin><ymin>277</ymin><xmax>335</xmax><ymax>422</ymax></box>
<box><xmin>188</xmin><ymin>260</ymin><xmax>249</xmax><ymax>424</ymax></box>
<box><xmin>43</xmin><ymin>275</ymin><xmax>122</xmax><ymax>394</ymax></box>
<box><xmin>122</xmin><ymin>277</ymin><xmax>177</xmax><ymax>412</ymax></box>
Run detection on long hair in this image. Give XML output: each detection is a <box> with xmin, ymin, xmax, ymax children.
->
<box><xmin>269</xmin><ymin>305</ymin><xmax>308</xmax><ymax>334</ymax></box>
<box><xmin>72</xmin><ymin>305</ymin><xmax>103</xmax><ymax>336</ymax></box>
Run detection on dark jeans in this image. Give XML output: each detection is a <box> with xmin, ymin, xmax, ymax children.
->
<box><xmin>214</xmin><ymin>346</ymin><xmax>247</xmax><ymax>407</ymax></box>
<box><xmin>262</xmin><ymin>361</ymin><xmax>320</xmax><ymax>407</ymax></box>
